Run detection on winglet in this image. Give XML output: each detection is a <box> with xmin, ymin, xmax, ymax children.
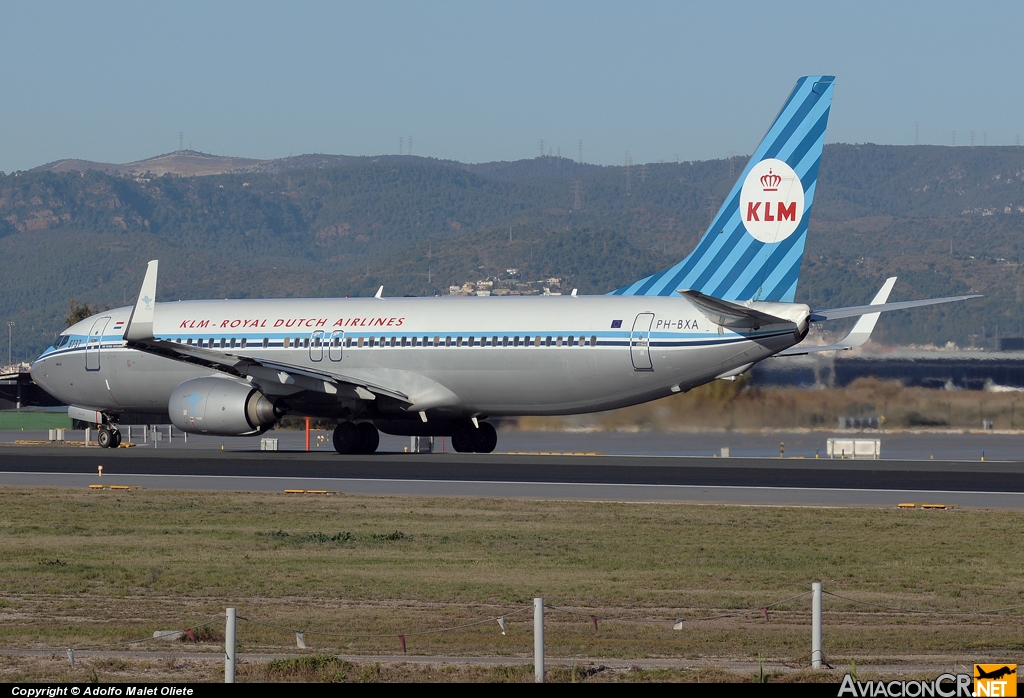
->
<box><xmin>124</xmin><ymin>260</ymin><xmax>159</xmax><ymax>342</ymax></box>
<box><xmin>838</xmin><ymin>276</ymin><xmax>897</xmax><ymax>349</ymax></box>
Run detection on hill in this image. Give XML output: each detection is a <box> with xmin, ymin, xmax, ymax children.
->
<box><xmin>3</xmin><ymin>144</ymin><xmax>1024</xmax><ymax>360</ymax></box>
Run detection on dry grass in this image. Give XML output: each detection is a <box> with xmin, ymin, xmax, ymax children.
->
<box><xmin>1</xmin><ymin>487</ymin><xmax>1022</xmax><ymax>681</ymax></box>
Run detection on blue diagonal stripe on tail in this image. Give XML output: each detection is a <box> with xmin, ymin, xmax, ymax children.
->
<box><xmin>612</xmin><ymin>76</ymin><xmax>834</xmax><ymax>302</ymax></box>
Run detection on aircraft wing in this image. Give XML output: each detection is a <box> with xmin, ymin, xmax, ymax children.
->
<box><xmin>778</xmin><ymin>277</ymin><xmax>980</xmax><ymax>356</ymax></box>
<box><xmin>121</xmin><ymin>261</ymin><xmax>410</xmax><ymax>404</ymax></box>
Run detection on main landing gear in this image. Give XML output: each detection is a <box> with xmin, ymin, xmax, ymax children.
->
<box><xmin>97</xmin><ymin>426</ymin><xmax>122</xmax><ymax>449</ymax></box>
<box><xmin>451</xmin><ymin>421</ymin><xmax>497</xmax><ymax>454</ymax></box>
<box><xmin>332</xmin><ymin>421</ymin><xmax>380</xmax><ymax>455</ymax></box>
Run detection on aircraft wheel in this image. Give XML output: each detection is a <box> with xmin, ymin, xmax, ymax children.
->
<box><xmin>332</xmin><ymin>422</ymin><xmax>360</xmax><ymax>454</ymax></box>
<box><xmin>110</xmin><ymin>429</ymin><xmax>122</xmax><ymax>448</ymax></box>
<box><xmin>97</xmin><ymin>427</ymin><xmax>114</xmax><ymax>449</ymax></box>
<box><xmin>451</xmin><ymin>424</ymin><xmax>475</xmax><ymax>453</ymax></box>
<box><xmin>476</xmin><ymin>422</ymin><xmax>497</xmax><ymax>453</ymax></box>
<box><xmin>356</xmin><ymin>422</ymin><xmax>379</xmax><ymax>454</ymax></box>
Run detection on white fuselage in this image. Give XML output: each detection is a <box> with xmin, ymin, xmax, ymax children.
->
<box><xmin>31</xmin><ymin>294</ymin><xmax>807</xmax><ymax>421</ymax></box>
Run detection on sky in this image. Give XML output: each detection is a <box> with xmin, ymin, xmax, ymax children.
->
<box><xmin>2</xmin><ymin>0</ymin><xmax>1023</xmax><ymax>172</ymax></box>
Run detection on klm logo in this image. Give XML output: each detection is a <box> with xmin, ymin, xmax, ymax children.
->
<box><xmin>739</xmin><ymin>158</ymin><xmax>804</xmax><ymax>244</ymax></box>
<box><xmin>746</xmin><ymin>200</ymin><xmax>798</xmax><ymax>223</ymax></box>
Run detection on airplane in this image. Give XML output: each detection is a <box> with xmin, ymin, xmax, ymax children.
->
<box><xmin>30</xmin><ymin>76</ymin><xmax>978</xmax><ymax>454</ymax></box>
<box><xmin>975</xmin><ymin>666</ymin><xmax>1016</xmax><ymax>681</ymax></box>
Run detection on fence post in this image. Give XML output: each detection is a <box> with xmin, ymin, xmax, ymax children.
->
<box><xmin>225</xmin><ymin>607</ymin><xmax>236</xmax><ymax>683</ymax></box>
<box><xmin>811</xmin><ymin>582</ymin><xmax>822</xmax><ymax>669</ymax></box>
<box><xmin>534</xmin><ymin>597</ymin><xmax>544</xmax><ymax>683</ymax></box>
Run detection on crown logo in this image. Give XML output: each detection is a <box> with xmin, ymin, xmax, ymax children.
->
<box><xmin>760</xmin><ymin>168</ymin><xmax>781</xmax><ymax>191</ymax></box>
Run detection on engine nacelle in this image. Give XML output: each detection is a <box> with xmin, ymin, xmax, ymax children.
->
<box><xmin>169</xmin><ymin>377</ymin><xmax>280</xmax><ymax>436</ymax></box>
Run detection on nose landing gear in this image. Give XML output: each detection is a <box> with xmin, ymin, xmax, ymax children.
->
<box><xmin>97</xmin><ymin>426</ymin><xmax>122</xmax><ymax>449</ymax></box>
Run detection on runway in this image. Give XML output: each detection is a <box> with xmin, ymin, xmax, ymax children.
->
<box><xmin>3</xmin><ymin>444</ymin><xmax>1024</xmax><ymax>508</ymax></box>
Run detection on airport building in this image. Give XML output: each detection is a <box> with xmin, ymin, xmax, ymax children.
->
<box><xmin>753</xmin><ymin>349</ymin><xmax>1024</xmax><ymax>391</ymax></box>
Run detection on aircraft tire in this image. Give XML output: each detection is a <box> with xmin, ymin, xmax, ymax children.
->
<box><xmin>332</xmin><ymin>421</ymin><xmax>360</xmax><ymax>454</ymax></box>
<box><xmin>451</xmin><ymin>424</ymin><xmax>475</xmax><ymax>453</ymax></box>
<box><xmin>97</xmin><ymin>427</ymin><xmax>114</xmax><ymax>449</ymax></box>
<box><xmin>476</xmin><ymin>422</ymin><xmax>497</xmax><ymax>453</ymax></box>
<box><xmin>110</xmin><ymin>429</ymin><xmax>122</xmax><ymax>448</ymax></box>
<box><xmin>356</xmin><ymin>422</ymin><xmax>379</xmax><ymax>454</ymax></box>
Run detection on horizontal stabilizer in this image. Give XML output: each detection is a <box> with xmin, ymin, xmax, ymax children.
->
<box><xmin>677</xmin><ymin>289</ymin><xmax>790</xmax><ymax>329</ymax></box>
<box><xmin>778</xmin><ymin>277</ymin><xmax>896</xmax><ymax>356</ymax></box>
<box><xmin>779</xmin><ymin>278</ymin><xmax>980</xmax><ymax>356</ymax></box>
<box><xmin>809</xmin><ymin>293</ymin><xmax>980</xmax><ymax>322</ymax></box>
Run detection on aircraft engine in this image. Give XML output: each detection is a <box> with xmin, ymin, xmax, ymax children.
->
<box><xmin>169</xmin><ymin>377</ymin><xmax>280</xmax><ymax>436</ymax></box>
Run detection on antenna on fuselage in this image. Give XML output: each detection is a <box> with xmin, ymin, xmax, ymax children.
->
<box><xmin>374</xmin><ymin>286</ymin><xmax>384</xmax><ymax>299</ymax></box>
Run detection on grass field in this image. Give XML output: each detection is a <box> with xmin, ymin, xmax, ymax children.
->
<box><xmin>0</xmin><ymin>411</ymin><xmax>71</xmax><ymax>430</ymax></box>
<box><xmin>0</xmin><ymin>487</ymin><xmax>1022</xmax><ymax>682</ymax></box>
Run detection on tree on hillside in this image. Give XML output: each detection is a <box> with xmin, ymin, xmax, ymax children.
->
<box><xmin>65</xmin><ymin>298</ymin><xmax>108</xmax><ymax>328</ymax></box>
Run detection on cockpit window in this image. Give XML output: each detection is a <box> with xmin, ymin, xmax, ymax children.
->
<box><xmin>55</xmin><ymin>335</ymin><xmax>71</xmax><ymax>349</ymax></box>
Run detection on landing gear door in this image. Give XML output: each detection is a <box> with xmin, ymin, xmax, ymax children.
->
<box><xmin>329</xmin><ymin>330</ymin><xmax>344</xmax><ymax>362</ymax></box>
<box><xmin>630</xmin><ymin>312</ymin><xmax>655</xmax><ymax>371</ymax></box>
<box><xmin>85</xmin><ymin>316</ymin><xmax>110</xmax><ymax>372</ymax></box>
<box><xmin>309</xmin><ymin>330</ymin><xmax>325</xmax><ymax>362</ymax></box>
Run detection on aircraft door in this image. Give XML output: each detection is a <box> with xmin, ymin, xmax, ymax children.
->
<box><xmin>309</xmin><ymin>330</ymin><xmax>325</xmax><ymax>362</ymax></box>
<box><xmin>85</xmin><ymin>316</ymin><xmax>110</xmax><ymax>371</ymax></box>
<box><xmin>630</xmin><ymin>312</ymin><xmax>655</xmax><ymax>371</ymax></box>
<box><xmin>328</xmin><ymin>330</ymin><xmax>344</xmax><ymax>362</ymax></box>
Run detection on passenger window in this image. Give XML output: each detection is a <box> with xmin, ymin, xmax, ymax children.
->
<box><xmin>567</xmin><ymin>335</ymin><xmax>573</xmax><ymax>346</ymax></box>
<box><xmin>187</xmin><ymin>338</ymin><xmax>194</xmax><ymax>346</ymax></box>
<box><xmin>283</xmin><ymin>337</ymin><xmax>291</xmax><ymax>349</ymax></box>
<box><xmin>557</xmin><ymin>336</ymin><xmax>563</xmax><ymax>346</ymax></box>
<box><xmin>503</xmin><ymin>336</ymin><xmax>509</xmax><ymax>347</ymax></box>
<box><xmin>357</xmin><ymin>337</ymin><xmax>364</xmax><ymax>348</ymax></box>
<box><xmin>590</xmin><ymin>335</ymin><xmax>597</xmax><ymax>346</ymax></box>
<box><xmin>546</xmin><ymin>335</ymin><xmax>552</xmax><ymax>347</ymax></box>
<box><xmin>433</xmin><ymin>336</ymin><xmax>439</xmax><ymax>347</ymax></box>
<box><xmin>209</xmin><ymin>337</ymin><xmax>215</xmax><ymax>348</ymax></box>
<box><xmin>535</xmin><ymin>336</ymin><xmax>542</xmax><ymax>347</ymax></box>
<box><xmin>456</xmin><ymin>336</ymin><xmax>463</xmax><ymax>347</ymax></box>
<box><xmin>445</xmin><ymin>336</ymin><xmax>451</xmax><ymax>347</ymax></box>
<box><xmin>262</xmin><ymin>337</ymin><xmax>269</xmax><ymax>348</ymax></box>
<box><xmin>468</xmin><ymin>336</ymin><xmax>474</xmax><ymax>347</ymax></box>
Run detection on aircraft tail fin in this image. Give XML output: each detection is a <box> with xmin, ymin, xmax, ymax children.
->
<box><xmin>612</xmin><ymin>75</ymin><xmax>835</xmax><ymax>302</ymax></box>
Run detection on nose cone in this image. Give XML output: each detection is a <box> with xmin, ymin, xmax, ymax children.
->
<box><xmin>30</xmin><ymin>354</ymin><xmax>55</xmax><ymax>393</ymax></box>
